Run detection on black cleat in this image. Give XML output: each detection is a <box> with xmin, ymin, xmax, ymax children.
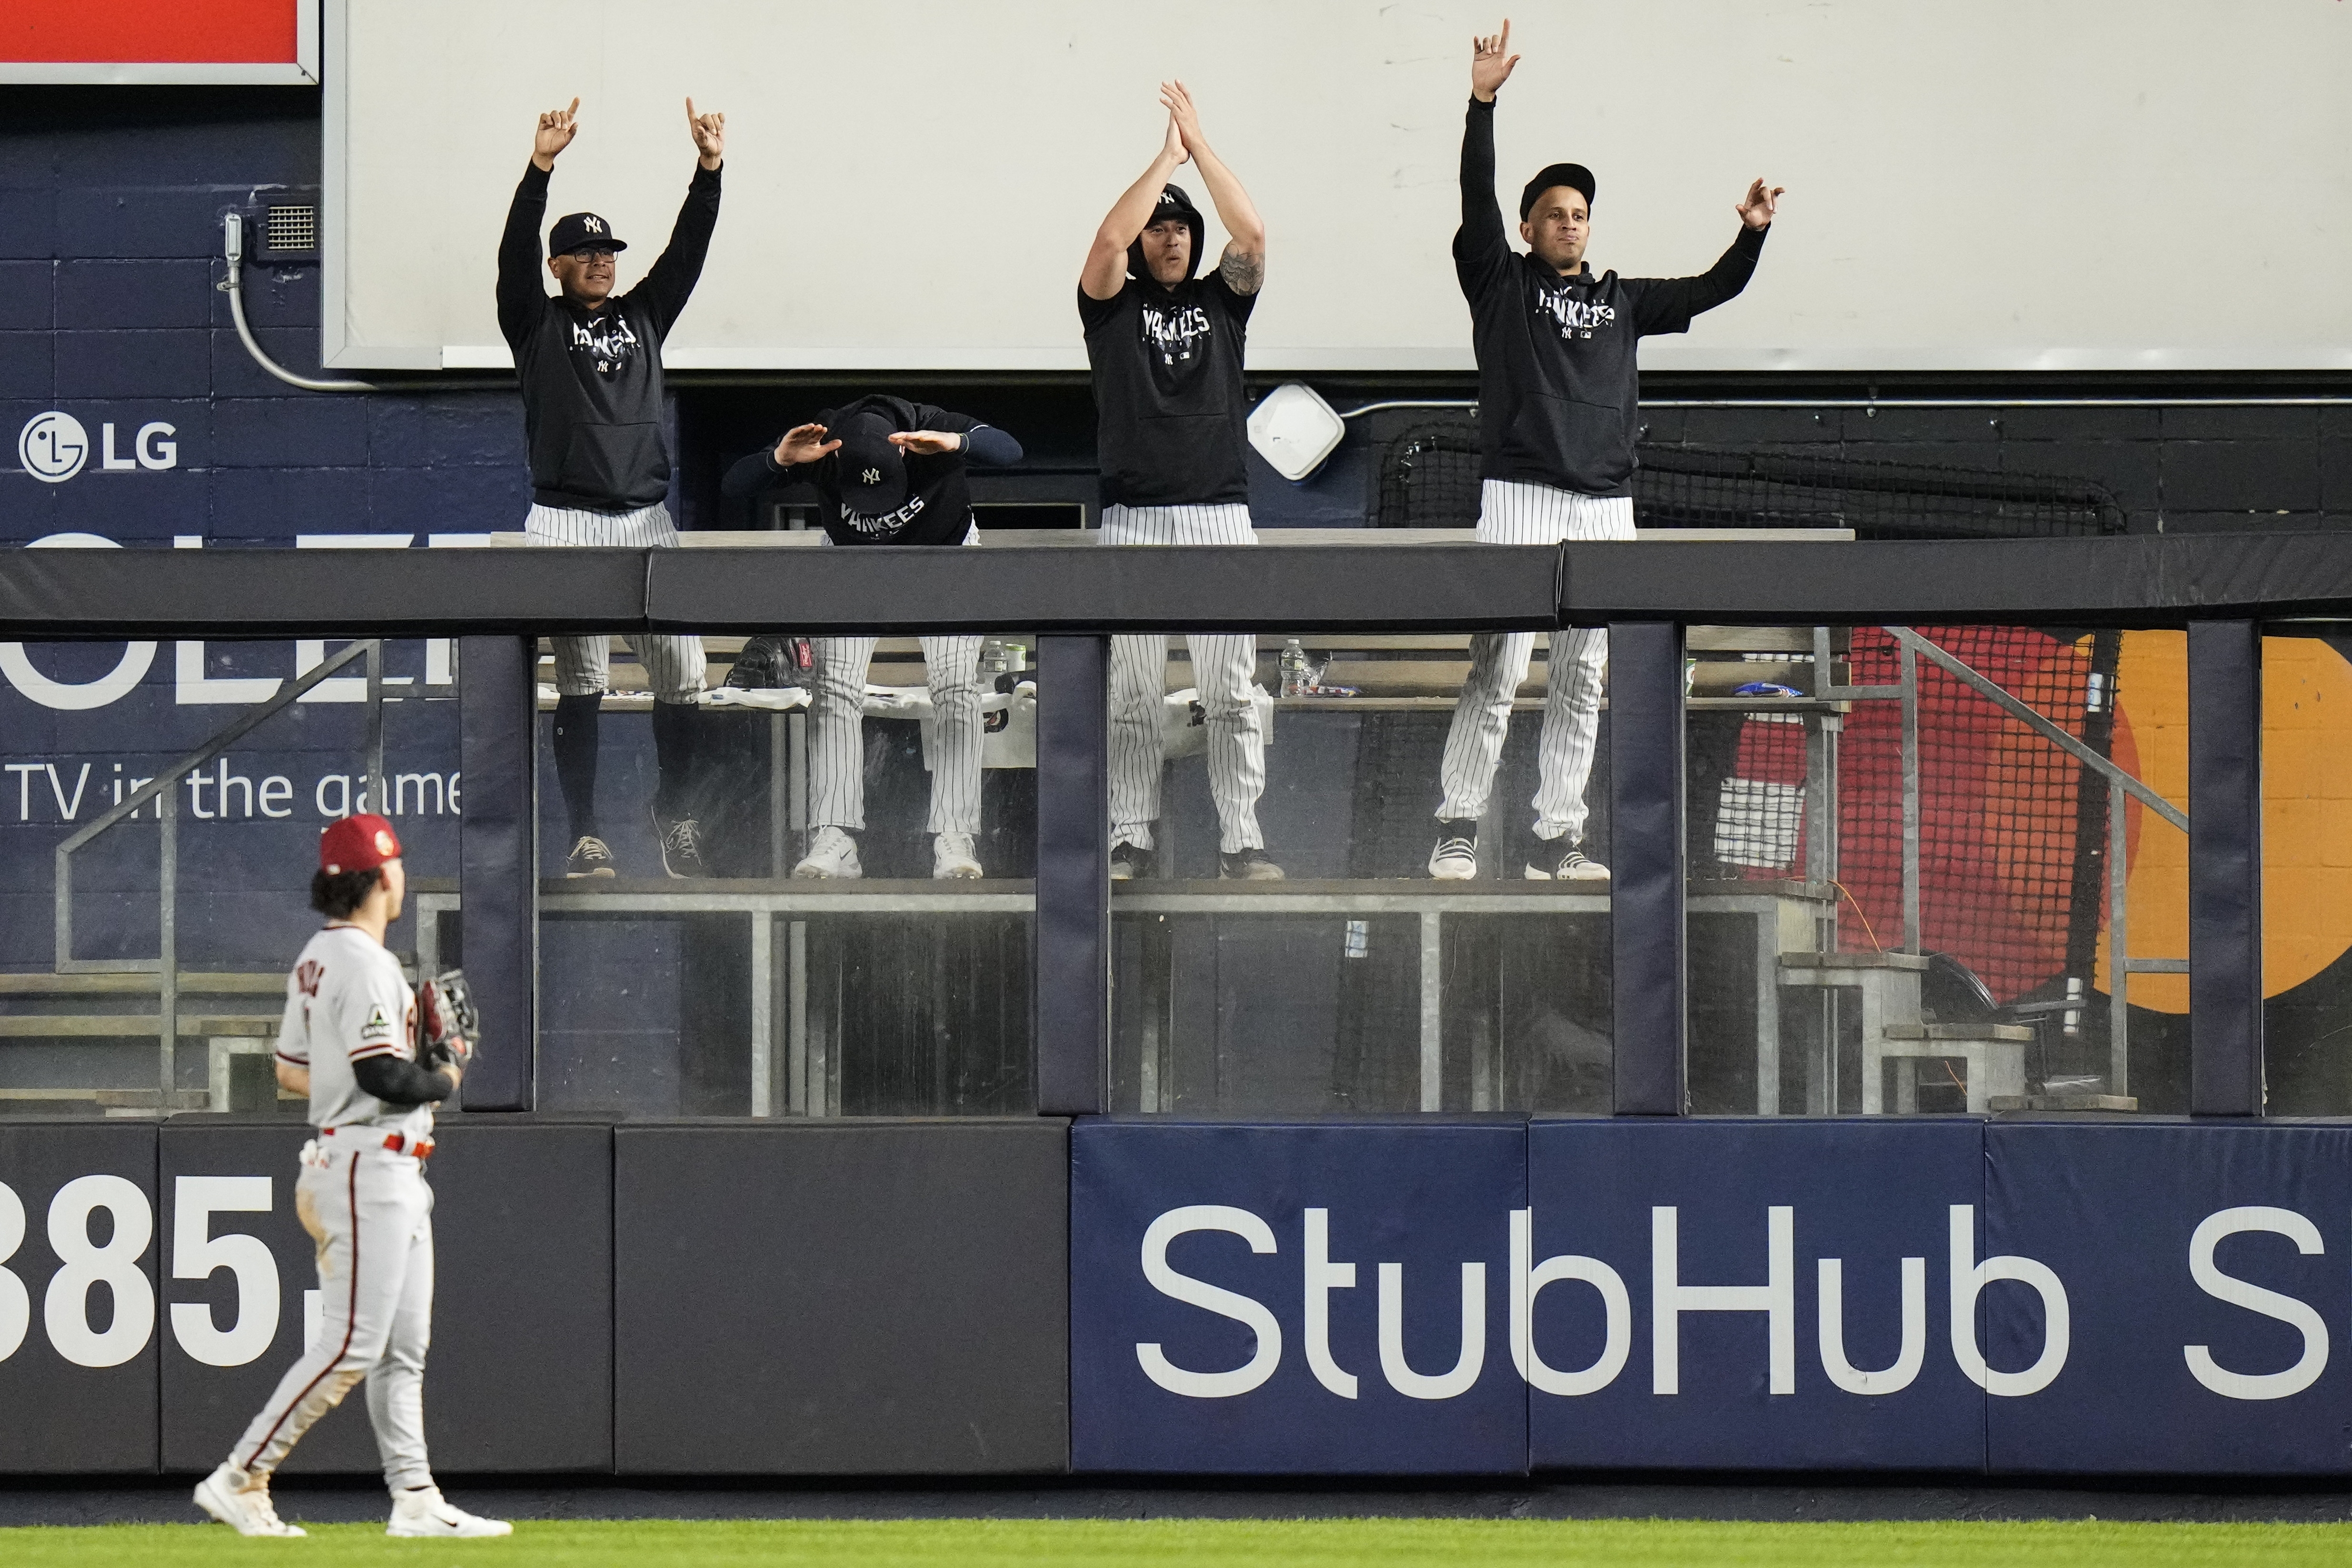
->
<box><xmin>649</xmin><ymin>804</ymin><xmax>708</xmax><ymax>879</ymax></box>
<box><xmin>1218</xmin><ymin>848</ymin><xmax>1286</xmax><ymax>881</ymax></box>
<box><xmin>566</xmin><ymin>835</ymin><xmax>616</xmax><ymax>878</ymax></box>
<box><xmin>1109</xmin><ymin>843</ymin><xmax>1152</xmax><ymax>881</ymax></box>
<box><xmin>1524</xmin><ymin>834</ymin><xmax>1609</xmax><ymax>881</ymax></box>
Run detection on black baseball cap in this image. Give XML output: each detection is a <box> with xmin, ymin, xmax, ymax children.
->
<box><xmin>1127</xmin><ymin>183</ymin><xmax>1205</xmax><ymax>281</ymax></box>
<box><xmin>1519</xmin><ymin>163</ymin><xmax>1597</xmax><ymax>219</ymax></box>
<box><xmin>548</xmin><ymin>211</ymin><xmax>629</xmax><ymax>258</ymax></box>
<box><xmin>833</xmin><ymin>410</ymin><xmax>908</xmax><ymax>515</ymax></box>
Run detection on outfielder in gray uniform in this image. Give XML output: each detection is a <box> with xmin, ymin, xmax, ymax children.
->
<box><xmin>194</xmin><ymin>815</ymin><xmax>506</xmax><ymax>1540</ymax></box>
<box><xmin>498</xmin><ymin>96</ymin><xmax>727</xmax><ymax>879</ymax></box>
<box><xmin>1432</xmin><ymin>21</ymin><xmax>1778</xmax><ymax>881</ymax></box>
<box><xmin>1081</xmin><ymin>82</ymin><xmax>1283</xmax><ymax>881</ymax></box>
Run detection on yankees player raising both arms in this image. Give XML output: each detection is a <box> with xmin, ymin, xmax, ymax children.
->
<box><xmin>194</xmin><ymin>817</ymin><xmax>505</xmax><ymax>1539</ymax></box>
<box><xmin>721</xmin><ymin>397</ymin><xmax>1024</xmax><ymax>879</ymax></box>
<box><xmin>1429</xmin><ymin>20</ymin><xmax>1779</xmax><ymax>881</ymax></box>
<box><xmin>500</xmin><ymin>96</ymin><xmax>725</xmax><ymax>879</ymax></box>
<box><xmin>1082</xmin><ymin>82</ymin><xmax>1283</xmax><ymax>882</ymax></box>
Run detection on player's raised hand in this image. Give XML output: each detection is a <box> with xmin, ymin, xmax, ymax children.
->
<box><xmin>1471</xmin><ymin>20</ymin><xmax>1519</xmax><ymax>102</ymax></box>
<box><xmin>1161</xmin><ymin>80</ymin><xmax>1206</xmax><ymax>155</ymax></box>
<box><xmin>1159</xmin><ymin>110</ymin><xmax>1191</xmax><ymax>168</ymax></box>
<box><xmin>774</xmin><ymin>424</ymin><xmax>841</xmax><ymax>465</ymax></box>
<box><xmin>533</xmin><ymin>98</ymin><xmax>580</xmax><ymax>171</ymax></box>
<box><xmin>890</xmin><ymin>431</ymin><xmax>963</xmax><ymax>456</ymax></box>
<box><xmin>686</xmin><ymin>97</ymin><xmax>725</xmax><ymax>169</ymax></box>
<box><xmin>1736</xmin><ymin>178</ymin><xmax>1784</xmax><ymax>229</ymax></box>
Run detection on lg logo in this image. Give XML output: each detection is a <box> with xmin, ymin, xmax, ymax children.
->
<box><xmin>16</xmin><ymin>411</ymin><xmax>178</xmax><ymax>485</ymax></box>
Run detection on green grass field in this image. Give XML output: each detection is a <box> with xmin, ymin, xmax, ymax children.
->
<box><xmin>2</xmin><ymin>1518</ymin><xmax>2349</xmax><ymax>1567</ymax></box>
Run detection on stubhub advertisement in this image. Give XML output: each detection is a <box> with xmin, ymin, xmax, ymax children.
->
<box><xmin>1071</xmin><ymin>1119</ymin><xmax>2352</xmax><ymax>1475</ymax></box>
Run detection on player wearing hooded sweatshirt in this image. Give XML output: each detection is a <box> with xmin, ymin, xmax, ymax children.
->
<box><xmin>723</xmin><ymin>397</ymin><xmax>1024</xmax><ymax>879</ymax></box>
<box><xmin>498</xmin><ymin>96</ymin><xmax>724</xmax><ymax>881</ymax></box>
<box><xmin>1080</xmin><ymin>81</ymin><xmax>1283</xmax><ymax>882</ymax></box>
<box><xmin>1429</xmin><ymin>21</ymin><xmax>1779</xmax><ymax>881</ymax></box>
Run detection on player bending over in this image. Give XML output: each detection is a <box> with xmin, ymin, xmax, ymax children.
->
<box><xmin>194</xmin><ymin>816</ymin><xmax>505</xmax><ymax>1539</ymax></box>
<box><xmin>1429</xmin><ymin>20</ymin><xmax>1780</xmax><ymax>881</ymax></box>
<box><xmin>1082</xmin><ymin>82</ymin><xmax>1283</xmax><ymax>881</ymax></box>
<box><xmin>500</xmin><ymin>96</ymin><xmax>726</xmax><ymax>879</ymax></box>
<box><xmin>723</xmin><ymin>397</ymin><xmax>1024</xmax><ymax>880</ymax></box>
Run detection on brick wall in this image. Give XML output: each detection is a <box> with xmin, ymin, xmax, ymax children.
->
<box><xmin>0</xmin><ymin>88</ymin><xmax>528</xmax><ymax>548</ymax></box>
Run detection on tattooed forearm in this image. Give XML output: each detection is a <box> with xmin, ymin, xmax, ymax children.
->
<box><xmin>1219</xmin><ymin>247</ymin><xmax>1265</xmax><ymax>296</ymax></box>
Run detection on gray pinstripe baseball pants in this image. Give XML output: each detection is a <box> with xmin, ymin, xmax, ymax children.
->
<box><xmin>1435</xmin><ymin>480</ymin><xmax>1636</xmax><ymax>843</ymax></box>
<box><xmin>806</xmin><ymin>634</ymin><xmax>986</xmax><ymax>836</ymax></box>
<box><xmin>1102</xmin><ymin>503</ymin><xmax>1266</xmax><ymax>855</ymax></box>
<box><xmin>525</xmin><ymin>503</ymin><xmax>707</xmax><ymax>704</ymax></box>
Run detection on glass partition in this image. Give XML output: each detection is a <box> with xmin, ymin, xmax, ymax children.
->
<box><xmin>1685</xmin><ymin>624</ymin><xmax>2187</xmax><ymax>1116</ymax></box>
<box><xmin>522</xmin><ymin>630</ymin><xmax>1037</xmax><ymax>1117</ymax></box>
<box><xmin>1</xmin><ymin>635</ymin><xmax>459</xmax><ymax>1116</ymax></box>
<box><xmin>2259</xmin><ymin>626</ymin><xmax>2352</xmax><ymax>1114</ymax></box>
<box><xmin>1110</xmin><ymin>629</ymin><xmax>1613</xmax><ymax>1115</ymax></box>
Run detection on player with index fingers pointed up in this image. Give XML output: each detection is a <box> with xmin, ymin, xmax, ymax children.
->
<box><xmin>1428</xmin><ymin>20</ymin><xmax>1781</xmax><ymax>882</ymax></box>
<box><xmin>498</xmin><ymin>95</ymin><xmax>727</xmax><ymax>881</ymax></box>
<box><xmin>1081</xmin><ymin>81</ymin><xmax>1285</xmax><ymax>883</ymax></box>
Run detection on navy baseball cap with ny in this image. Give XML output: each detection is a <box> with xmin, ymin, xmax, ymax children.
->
<box><xmin>834</xmin><ymin>411</ymin><xmax>909</xmax><ymax>515</ymax></box>
<box><xmin>1520</xmin><ymin>162</ymin><xmax>1597</xmax><ymax>219</ymax></box>
<box><xmin>1128</xmin><ymin>183</ymin><xmax>1205</xmax><ymax>281</ymax></box>
<box><xmin>548</xmin><ymin>211</ymin><xmax>629</xmax><ymax>258</ymax></box>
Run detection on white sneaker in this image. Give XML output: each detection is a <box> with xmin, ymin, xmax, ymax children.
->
<box><xmin>193</xmin><ymin>1461</ymin><xmax>305</xmax><ymax>1538</ymax></box>
<box><xmin>1428</xmin><ymin>820</ymin><xmax>1479</xmax><ymax>880</ymax></box>
<box><xmin>793</xmin><ymin>826</ymin><xmax>863</xmax><ymax>880</ymax></box>
<box><xmin>387</xmin><ymin>1485</ymin><xmax>513</xmax><ymax>1538</ymax></box>
<box><xmin>933</xmin><ymin>832</ymin><xmax>983</xmax><ymax>879</ymax></box>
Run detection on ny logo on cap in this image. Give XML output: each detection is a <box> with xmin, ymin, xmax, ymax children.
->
<box><xmin>862</xmin><ymin>467</ymin><xmax>881</xmax><ymax>484</ymax></box>
<box><xmin>584</xmin><ymin>216</ymin><xmax>604</xmax><ymax>234</ymax></box>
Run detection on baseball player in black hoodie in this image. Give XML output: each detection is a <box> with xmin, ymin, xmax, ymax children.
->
<box><xmin>498</xmin><ymin>96</ymin><xmax>724</xmax><ymax>880</ymax></box>
<box><xmin>1429</xmin><ymin>21</ymin><xmax>1779</xmax><ymax>881</ymax></box>
<box><xmin>721</xmin><ymin>397</ymin><xmax>1024</xmax><ymax>880</ymax></box>
<box><xmin>1081</xmin><ymin>83</ymin><xmax>1284</xmax><ymax>882</ymax></box>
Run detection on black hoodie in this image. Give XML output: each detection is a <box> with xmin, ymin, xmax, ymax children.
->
<box><xmin>1078</xmin><ymin>262</ymin><xmax>1255</xmax><ymax>511</ymax></box>
<box><xmin>1457</xmin><ymin>96</ymin><xmax>1764</xmax><ymax>498</ymax></box>
<box><xmin>496</xmin><ymin>160</ymin><xmax>721</xmax><ymax>513</ymax></box>
<box><xmin>723</xmin><ymin>395</ymin><xmax>1023</xmax><ymax>547</ymax></box>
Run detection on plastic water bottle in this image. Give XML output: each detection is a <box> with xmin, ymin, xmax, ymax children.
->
<box><xmin>1280</xmin><ymin>639</ymin><xmax>1310</xmax><ymax>698</ymax></box>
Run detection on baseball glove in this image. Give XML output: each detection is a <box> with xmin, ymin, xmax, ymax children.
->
<box><xmin>417</xmin><ymin>968</ymin><xmax>479</xmax><ymax>1071</ymax></box>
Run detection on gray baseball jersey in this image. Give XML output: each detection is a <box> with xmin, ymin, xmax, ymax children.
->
<box><xmin>277</xmin><ymin>926</ymin><xmax>432</xmax><ymax>1143</ymax></box>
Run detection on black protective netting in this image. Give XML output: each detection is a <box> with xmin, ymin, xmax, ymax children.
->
<box><xmin>1376</xmin><ymin>416</ymin><xmax>2125</xmax><ymax>539</ymax></box>
<box><xmin>1374</xmin><ymin>412</ymin><xmax>2127</xmax><ymax>1006</ymax></box>
<box><xmin>1706</xmin><ymin>628</ymin><xmax>2118</xmax><ymax>1003</ymax></box>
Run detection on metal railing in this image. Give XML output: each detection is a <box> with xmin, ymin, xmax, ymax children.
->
<box><xmin>1891</xmin><ymin>627</ymin><xmax>2186</xmax><ymax>1100</ymax></box>
<box><xmin>52</xmin><ymin>640</ymin><xmax>387</xmax><ymax>1105</ymax></box>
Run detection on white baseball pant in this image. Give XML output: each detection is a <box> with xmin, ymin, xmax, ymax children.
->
<box><xmin>526</xmin><ymin>502</ymin><xmax>707</xmax><ymax>704</ymax></box>
<box><xmin>806</xmin><ymin>634</ymin><xmax>986</xmax><ymax>836</ymax></box>
<box><xmin>231</xmin><ymin>1141</ymin><xmax>434</xmax><ymax>1490</ymax></box>
<box><xmin>1101</xmin><ymin>503</ymin><xmax>1266</xmax><ymax>856</ymax></box>
<box><xmin>1435</xmin><ymin>480</ymin><xmax>1637</xmax><ymax>843</ymax></box>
